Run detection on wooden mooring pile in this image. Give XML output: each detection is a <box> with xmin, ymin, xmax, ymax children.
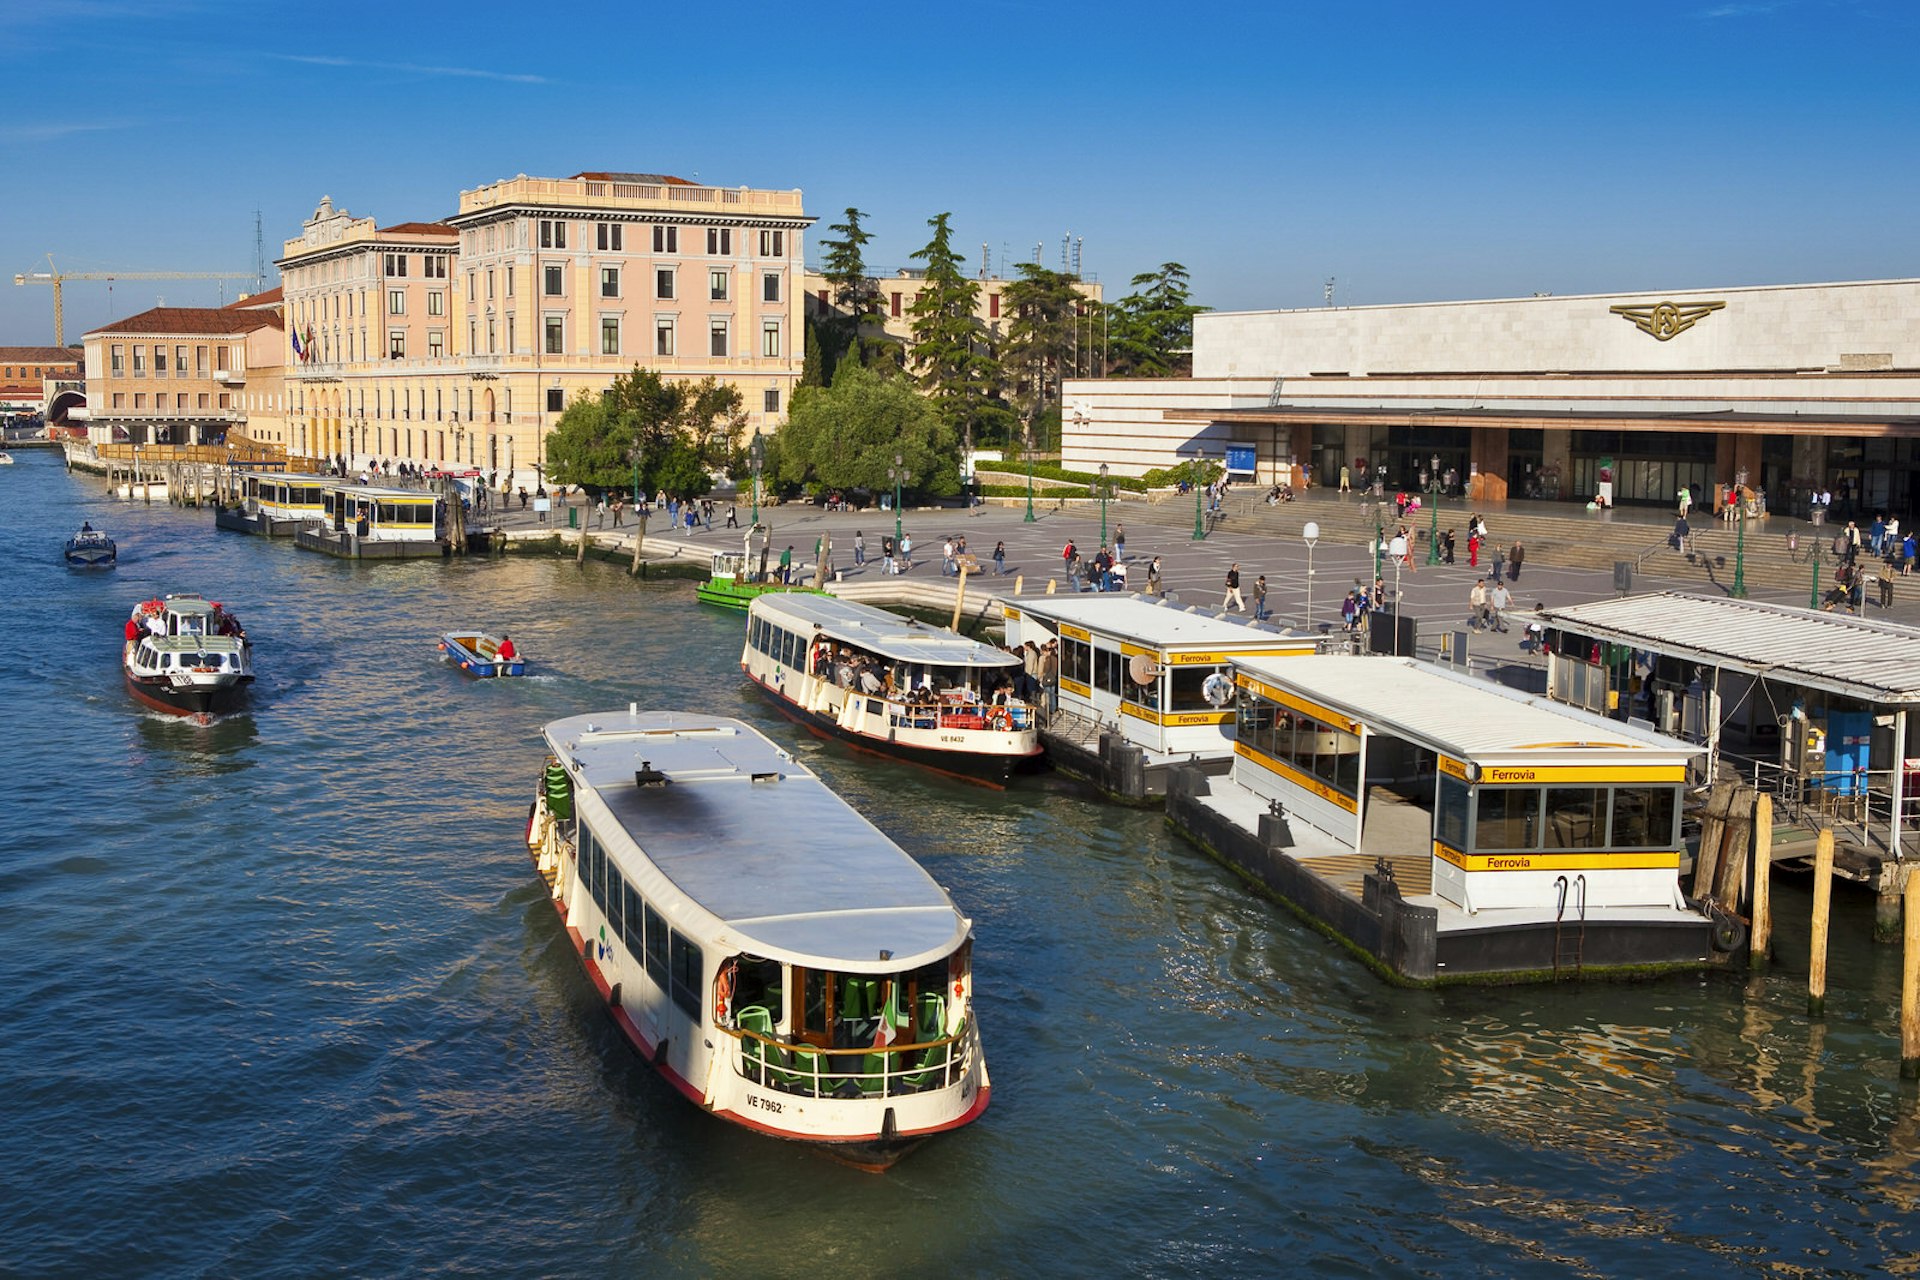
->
<box><xmin>1695</xmin><ymin>781</ymin><xmax>1920</xmax><ymax>1075</ymax></box>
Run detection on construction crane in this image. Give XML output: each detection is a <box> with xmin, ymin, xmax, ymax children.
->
<box><xmin>13</xmin><ymin>255</ymin><xmax>258</xmax><ymax>346</ymax></box>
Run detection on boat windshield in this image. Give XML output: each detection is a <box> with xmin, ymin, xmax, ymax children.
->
<box><xmin>722</xmin><ymin>948</ymin><xmax>973</xmax><ymax>1100</ymax></box>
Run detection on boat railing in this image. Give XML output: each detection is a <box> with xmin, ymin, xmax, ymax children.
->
<box><xmin>722</xmin><ymin>1019</ymin><xmax>977</xmax><ymax>1099</ymax></box>
<box><xmin>877</xmin><ymin>695</ymin><xmax>1036</xmax><ymax>733</ymax></box>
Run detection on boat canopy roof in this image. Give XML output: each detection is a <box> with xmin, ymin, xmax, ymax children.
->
<box><xmin>325</xmin><ymin>483</ymin><xmax>442</xmax><ymax>501</ymax></box>
<box><xmin>752</xmin><ymin>594</ymin><xmax>1017</xmax><ymax>669</ymax></box>
<box><xmin>1234</xmin><ymin>655</ymin><xmax>1700</xmax><ymax>770</ymax></box>
<box><xmin>1008</xmin><ymin>593</ymin><xmax>1312</xmax><ymax>650</ymax></box>
<box><xmin>545</xmin><ymin>710</ymin><xmax>969</xmax><ymax>970</ymax></box>
<box><xmin>160</xmin><ymin>595</ymin><xmax>215</xmax><ymax>617</ymax></box>
<box><xmin>148</xmin><ymin>634</ymin><xmax>245</xmax><ymax>654</ymax></box>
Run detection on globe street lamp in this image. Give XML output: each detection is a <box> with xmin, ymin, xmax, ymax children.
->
<box><xmin>1098</xmin><ymin>462</ymin><xmax>1110</xmax><ymax>549</ymax></box>
<box><xmin>1303</xmin><ymin>520</ymin><xmax>1320</xmax><ymax>632</ymax></box>
<box><xmin>1427</xmin><ymin>494</ymin><xmax>1440</xmax><ymax>566</ymax></box>
<box><xmin>888</xmin><ymin>452</ymin><xmax>906</xmax><ymax>544</ymax></box>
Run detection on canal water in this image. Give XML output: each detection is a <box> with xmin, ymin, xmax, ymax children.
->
<box><xmin>6</xmin><ymin>446</ymin><xmax>1920</xmax><ymax>1277</ymax></box>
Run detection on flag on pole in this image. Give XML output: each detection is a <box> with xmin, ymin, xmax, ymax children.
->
<box><xmin>290</xmin><ymin>324</ymin><xmax>304</xmax><ymax>360</ymax></box>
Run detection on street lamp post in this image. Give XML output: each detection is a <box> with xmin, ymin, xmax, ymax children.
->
<box><xmin>749</xmin><ymin>430</ymin><xmax>764</xmax><ymax>527</ymax></box>
<box><xmin>1303</xmin><ymin>520</ymin><xmax>1320</xmax><ymax>632</ymax></box>
<box><xmin>1372</xmin><ymin>505</ymin><xmax>1385</xmax><ymax>579</ymax></box>
<box><xmin>1427</xmin><ymin>495</ymin><xmax>1440</xmax><ymax>565</ymax></box>
<box><xmin>1023</xmin><ymin>434</ymin><xmax>1037</xmax><ymax>523</ymax></box>
<box><xmin>1809</xmin><ymin>540</ymin><xmax>1823</xmax><ymax>610</ymax></box>
<box><xmin>1730</xmin><ymin>508</ymin><xmax>1749</xmax><ymax>599</ymax></box>
<box><xmin>1098</xmin><ymin>462</ymin><xmax>1110</xmax><ymax>548</ymax></box>
<box><xmin>1191</xmin><ymin>453</ymin><xmax>1206</xmax><ymax>541</ymax></box>
<box><xmin>889</xmin><ymin>452</ymin><xmax>906</xmax><ymax>544</ymax></box>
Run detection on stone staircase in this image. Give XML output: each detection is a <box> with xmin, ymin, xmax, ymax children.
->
<box><xmin>1115</xmin><ymin>489</ymin><xmax>1858</xmax><ymax>597</ymax></box>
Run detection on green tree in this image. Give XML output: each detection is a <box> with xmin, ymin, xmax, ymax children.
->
<box><xmin>1108</xmin><ymin>262</ymin><xmax>1206</xmax><ymax>378</ymax></box>
<box><xmin>906</xmin><ymin>212</ymin><xmax>994</xmax><ymax>459</ymax></box>
<box><xmin>819</xmin><ymin>207</ymin><xmax>882</xmax><ymax>330</ymax></box>
<box><xmin>544</xmin><ymin>368</ymin><xmax>744</xmax><ymax>498</ymax></box>
<box><xmin>1003</xmin><ymin>264</ymin><xmax>1084</xmax><ymax>446</ymax></box>
<box><xmin>770</xmin><ymin>358</ymin><xmax>957</xmax><ymax>498</ymax></box>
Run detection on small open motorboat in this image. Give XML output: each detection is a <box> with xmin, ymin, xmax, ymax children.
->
<box><xmin>65</xmin><ymin>524</ymin><xmax>117</xmax><ymax>568</ymax></box>
<box><xmin>0</xmin><ymin>451</ymin><xmax>15</xmax><ymax>464</ymax></box>
<box><xmin>440</xmin><ymin>631</ymin><xmax>526</xmax><ymax>677</ymax></box>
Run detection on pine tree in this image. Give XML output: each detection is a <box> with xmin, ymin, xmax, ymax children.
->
<box><xmin>818</xmin><ymin>207</ymin><xmax>882</xmax><ymax>329</ymax></box>
<box><xmin>1003</xmin><ymin>264</ymin><xmax>1084</xmax><ymax>444</ymax></box>
<box><xmin>1108</xmin><ymin>263</ymin><xmax>1206</xmax><ymax>378</ymax></box>
<box><xmin>906</xmin><ymin>213</ymin><xmax>993</xmax><ymax>457</ymax></box>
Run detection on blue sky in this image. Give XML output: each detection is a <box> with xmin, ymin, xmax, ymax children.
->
<box><xmin>2</xmin><ymin>0</ymin><xmax>1914</xmax><ymax>345</ymax></box>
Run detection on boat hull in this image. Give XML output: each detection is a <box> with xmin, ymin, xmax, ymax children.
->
<box><xmin>695</xmin><ymin>578</ymin><xmax>824</xmax><ymax>611</ymax></box>
<box><xmin>746</xmin><ymin>669</ymin><xmax>1033</xmax><ymax>788</ymax></box>
<box><xmin>65</xmin><ymin>547</ymin><xmax>116</xmax><ymax>568</ymax></box>
<box><xmin>124</xmin><ymin>670</ymin><xmax>248</xmax><ymax>720</ymax></box>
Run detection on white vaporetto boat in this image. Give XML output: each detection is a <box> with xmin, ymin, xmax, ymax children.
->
<box><xmin>123</xmin><ymin>594</ymin><xmax>253</xmax><ymax>721</ymax></box>
<box><xmin>526</xmin><ymin>708</ymin><xmax>990</xmax><ymax>1169</ymax></box>
<box><xmin>743</xmin><ymin>594</ymin><xmax>1041</xmax><ymax>786</ymax></box>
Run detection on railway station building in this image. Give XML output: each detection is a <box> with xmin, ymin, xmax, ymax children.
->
<box><xmin>1063</xmin><ymin>278</ymin><xmax>1920</xmax><ymax>523</ymax></box>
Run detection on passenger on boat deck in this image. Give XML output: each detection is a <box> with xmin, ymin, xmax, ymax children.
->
<box><xmin>145</xmin><ymin>614</ymin><xmax>166</xmax><ymax>638</ymax></box>
<box><xmin>82</xmin><ymin>521</ymin><xmax>93</xmax><ymax>532</ymax></box>
<box><xmin>858</xmin><ymin>665</ymin><xmax>884</xmax><ymax>695</ymax></box>
<box><xmin>498</xmin><ymin>635</ymin><xmax>517</xmax><ymax>662</ymax></box>
<box><xmin>124</xmin><ymin>617</ymin><xmax>139</xmax><ymax>643</ymax></box>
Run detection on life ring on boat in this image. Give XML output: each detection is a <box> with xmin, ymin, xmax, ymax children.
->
<box><xmin>988</xmin><ymin>707</ymin><xmax>1010</xmax><ymax>731</ymax></box>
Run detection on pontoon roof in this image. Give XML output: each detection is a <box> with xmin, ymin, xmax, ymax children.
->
<box><xmin>1008</xmin><ymin>593</ymin><xmax>1312</xmax><ymax>649</ymax></box>
<box><xmin>245</xmin><ymin>471</ymin><xmax>334</xmax><ymax>484</ymax></box>
<box><xmin>753</xmin><ymin>594</ymin><xmax>1016</xmax><ymax>668</ymax></box>
<box><xmin>325</xmin><ymin>483</ymin><xmax>442</xmax><ymax>500</ymax></box>
<box><xmin>1538</xmin><ymin>592</ymin><xmax>1920</xmax><ymax>705</ymax></box>
<box><xmin>545</xmin><ymin>710</ymin><xmax>968</xmax><ymax>970</ymax></box>
<box><xmin>1234</xmin><ymin>655</ymin><xmax>1700</xmax><ymax>766</ymax></box>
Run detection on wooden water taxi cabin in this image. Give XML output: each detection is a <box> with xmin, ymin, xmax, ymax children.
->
<box><xmin>215</xmin><ymin>471</ymin><xmax>332</xmax><ymax>536</ymax></box>
<box><xmin>1001</xmin><ymin>594</ymin><xmax>1316</xmax><ymax>801</ymax></box>
<box><xmin>1167</xmin><ymin>654</ymin><xmax>1710</xmax><ymax>984</ymax></box>
<box><xmin>1537</xmin><ymin>592</ymin><xmax>1920</xmax><ymax>934</ymax></box>
<box><xmin>294</xmin><ymin>483</ymin><xmax>469</xmax><ymax>560</ymax></box>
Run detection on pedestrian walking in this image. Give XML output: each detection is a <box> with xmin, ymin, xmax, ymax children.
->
<box><xmin>1115</xmin><ymin>524</ymin><xmax>1126</xmax><ymax>561</ymax></box>
<box><xmin>1252</xmin><ymin>574</ymin><xmax>1269</xmax><ymax>621</ymax></box>
<box><xmin>1487</xmin><ymin>581</ymin><xmax>1512</xmax><ymax>633</ymax></box>
<box><xmin>900</xmin><ymin>534</ymin><xmax>913</xmax><ymax>570</ymax></box>
<box><xmin>1468</xmin><ymin>579</ymin><xmax>1489</xmax><ymax>632</ymax></box>
<box><xmin>596</xmin><ymin>494</ymin><xmax>608</xmax><ymax>528</ymax></box>
<box><xmin>853</xmin><ymin>531</ymin><xmax>866</xmax><ymax>566</ymax></box>
<box><xmin>611</xmin><ymin>498</ymin><xmax>624</xmax><ymax>528</ymax></box>
<box><xmin>881</xmin><ymin>533</ymin><xmax>896</xmax><ymax>574</ymax></box>
<box><xmin>1508</xmin><ymin>539</ymin><xmax>1525</xmax><ymax>582</ymax></box>
<box><xmin>1442</xmin><ymin>528</ymin><xmax>1456</xmax><ymax>564</ymax></box>
<box><xmin>1677</xmin><ymin>485</ymin><xmax>1692</xmax><ymax>518</ymax></box>
<box><xmin>1489</xmin><ymin>542</ymin><xmax>1506</xmax><ymax>583</ymax></box>
<box><xmin>1146</xmin><ymin>556</ymin><xmax>1163</xmax><ymax>595</ymax></box>
<box><xmin>1223</xmin><ymin>562</ymin><xmax>1246</xmax><ymax>612</ymax></box>
<box><xmin>992</xmin><ymin>540</ymin><xmax>1006</xmax><ymax>575</ymax></box>
<box><xmin>1062</xmin><ymin>539</ymin><xmax>1077</xmax><ymax>575</ymax></box>
<box><xmin>1467</xmin><ymin>531</ymin><xmax>1480</xmax><ymax>568</ymax></box>
<box><xmin>779</xmin><ymin>545</ymin><xmax>794</xmax><ymax>584</ymax></box>
<box><xmin>725</xmin><ymin>504</ymin><xmax>738</xmax><ymax>529</ymax></box>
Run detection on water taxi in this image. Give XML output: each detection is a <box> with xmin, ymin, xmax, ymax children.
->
<box><xmin>64</xmin><ymin>523</ymin><xmax>117</xmax><ymax>568</ymax></box>
<box><xmin>526</xmin><ymin>709</ymin><xmax>990</xmax><ymax>1168</ymax></box>
<box><xmin>743</xmin><ymin>594</ymin><xmax>1041</xmax><ymax>786</ymax></box>
<box><xmin>123</xmin><ymin>594</ymin><xmax>253</xmax><ymax>721</ymax></box>
<box><xmin>439</xmin><ymin>631</ymin><xmax>526</xmax><ymax>677</ymax></box>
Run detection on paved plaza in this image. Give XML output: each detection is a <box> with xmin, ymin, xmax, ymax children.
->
<box><xmin>487</xmin><ymin>487</ymin><xmax>1920</xmax><ymax>680</ymax></box>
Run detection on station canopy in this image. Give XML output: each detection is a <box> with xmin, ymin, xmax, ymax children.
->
<box><xmin>1538</xmin><ymin>592</ymin><xmax>1920</xmax><ymax>705</ymax></box>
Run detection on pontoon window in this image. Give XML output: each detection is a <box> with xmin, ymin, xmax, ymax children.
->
<box><xmin>643</xmin><ymin>904</ymin><xmax>668</xmax><ymax>987</ymax></box>
<box><xmin>1475</xmin><ymin>788</ymin><xmax>1540</xmax><ymax>851</ymax></box>
<box><xmin>1061</xmin><ymin>638</ymin><xmax>1090</xmax><ymax>687</ymax></box>
<box><xmin>1436</xmin><ymin>775</ymin><xmax>1470</xmax><ymax>851</ymax></box>
<box><xmin>1093</xmin><ymin>647</ymin><xmax>1123</xmax><ymax>695</ymax></box>
<box><xmin>1170</xmin><ymin>665</ymin><xmax>1225</xmax><ymax>712</ymax></box>
<box><xmin>1121</xmin><ymin>661</ymin><xmax>1162</xmax><ymax>713</ymax></box>
<box><xmin>1545</xmin><ymin>787</ymin><xmax>1606</xmax><ymax>849</ymax></box>
<box><xmin>1610</xmin><ymin>785</ymin><xmax>1679</xmax><ymax>849</ymax></box>
<box><xmin>669</xmin><ymin>932</ymin><xmax>703</xmax><ymax>1019</ymax></box>
<box><xmin>621</xmin><ymin>882</ymin><xmax>644</xmax><ymax>958</ymax></box>
<box><xmin>1236</xmin><ymin>698</ymin><xmax>1275</xmax><ymax>755</ymax></box>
